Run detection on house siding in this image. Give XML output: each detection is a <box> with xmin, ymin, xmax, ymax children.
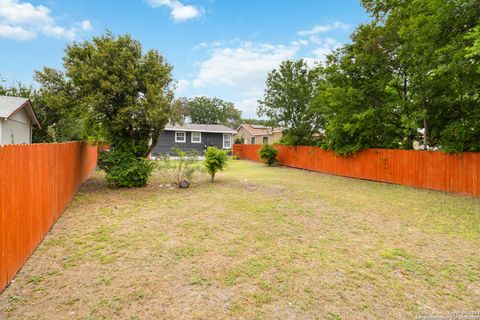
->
<box><xmin>1</xmin><ymin>108</ymin><xmax>32</xmax><ymax>144</ymax></box>
<box><xmin>264</xmin><ymin>131</ymin><xmax>283</xmax><ymax>144</ymax></box>
<box><xmin>235</xmin><ymin>126</ymin><xmax>253</xmax><ymax>144</ymax></box>
<box><xmin>152</xmin><ymin>130</ymin><xmax>231</xmax><ymax>155</ymax></box>
<box><xmin>234</xmin><ymin>126</ymin><xmax>283</xmax><ymax>145</ymax></box>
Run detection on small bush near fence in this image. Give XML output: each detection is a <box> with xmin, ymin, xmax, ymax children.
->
<box><xmin>259</xmin><ymin>143</ymin><xmax>279</xmax><ymax>166</ymax></box>
<box><xmin>99</xmin><ymin>146</ymin><xmax>154</xmax><ymax>188</ymax></box>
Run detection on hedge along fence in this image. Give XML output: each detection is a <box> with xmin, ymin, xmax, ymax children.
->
<box><xmin>0</xmin><ymin>142</ymin><xmax>97</xmax><ymax>292</ymax></box>
<box><xmin>233</xmin><ymin>144</ymin><xmax>480</xmax><ymax>197</ymax></box>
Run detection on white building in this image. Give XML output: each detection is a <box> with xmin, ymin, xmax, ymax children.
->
<box><xmin>0</xmin><ymin>96</ymin><xmax>41</xmax><ymax>145</ymax></box>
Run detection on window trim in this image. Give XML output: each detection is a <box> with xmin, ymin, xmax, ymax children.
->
<box><xmin>191</xmin><ymin>131</ymin><xmax>202</xmax><ymax>143</ymax></box>
<box><xmin>223</xmin><ymin>133</ymin><xmax>232</xmax><ymax>149</ymax></box>
<box><xmin>262</xmin><ymin>136</ymin><xmax>268</xmax><ymax>144</ymax></box>
<box><xmin>175</xmin><ymin>131</ymin><xmax>186</xmax><ymax>143</ymax></box>
<box><xmin>251</xmin><ymin>136</ymin><xmax>256</xmax><ymax>145</ymax></box>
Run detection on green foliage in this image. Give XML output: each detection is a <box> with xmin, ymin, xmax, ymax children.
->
<box><xmin>32</xmin><ymin>68</ymin><xmax>84</xmax><ymax>143</ymax></box>
<box><xmin>258</xmin><ymin>59</ymin><xmax>324</xmax><ymax>146</ymax></box>
<box><xmin>156</xmin><ymin>148</ymin><xmax>202</xmax><ymax>186</ymax></box>
<box><xmin>180</xmin><ymin>96</ymin><xmax>241</xmax><ymax>128</ymax></box>
<box><xmin>64</xmin><ymin>32</ymin><xmax>173</xmax><ymax>156</ymax></box>
<box><xmin>240</xmin><ymin>118</ymin><xmax>271</xmax><ymax>126</ymax></box>
<box><xmin>234</xmin><ymin>137</ymin><xmax>245</xmax><ymax>144</ymax></box>
<box><xmin>259</xmin><ymin>144</ymin><xmax>278</xmax><ymax>166</ymax></box>
<box><xmin>46</xmin><ymin>32</ymin><xmax>174</xmax><ymax>187</ymax></box>
<box><xmin>311</xmin><ymin>0</ymin><xmax>480</xmax><ymax>154</ymax></box>
<box><xmin>100</xmin><ymin>142</ymin><xmax>155</xmax><ymax>188</ymax></box>
<box><xmin>204</xmin><ymin>147</ymin><xmax>229</xmax><ymax>182</ymax></box>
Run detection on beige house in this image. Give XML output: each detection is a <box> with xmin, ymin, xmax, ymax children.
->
<box><xmin>0</xmin><ymin>96</ymin><xmax>41</xmax><ymax>145</ymax></box>
<box><xmin>235</xmin><ymin>124</ymin><xmax>284</xmax><ymax>145</ymax></box>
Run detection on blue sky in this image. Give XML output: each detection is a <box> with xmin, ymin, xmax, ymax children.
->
<box><xmin>0</xmin><ymin>0</ymin><xmax>369</xmax><ymax>118</ymax></box>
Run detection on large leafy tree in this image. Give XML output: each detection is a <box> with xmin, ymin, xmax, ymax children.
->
<box><xmin>314</xmin><ymin>22</ymin><xmax>411</xmax><ymax>155</ymax></box>
<box><xmin>55</xmin><ymin>32</ymin><xmax>175</xmax><ymax>187</ymax></box>
<box><xmin>258</xmin><ymin>59</ymin><xmax>324</xmax><ymax>145</ymax></box>
<box><xmin>185</xmin><ymin>96</ymin><xmax>241</xmax><ymax>128</ymax></box>
<box><xmin>64</xmin><ymin>32</ymin><xmax>173</xmax><ymax>157</ymax></box>
<box><xmin>32</xmin><ymin>68</ymin><xmax>84</xmax><ymax>142</ymax></box>
<box><xmin>314</xmin><ymin>0</ymin><xmax>480</xmax><ymax>154</ymax></box>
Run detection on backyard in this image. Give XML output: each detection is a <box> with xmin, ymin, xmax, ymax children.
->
<box><xmin>0</xmin><ymin>160</ymin><xmax>479</xmax><ymax>319</ymax></box>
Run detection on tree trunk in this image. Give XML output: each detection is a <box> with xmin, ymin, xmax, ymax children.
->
<box><xmin>423</xmin><ymin>116</ymin><xmax>428</xmax><ymax>150</ymax></box>
<box><xmin>210</xmin><ymin>173</ymin><xmax>215</xmax><ymax>182</ymax></box>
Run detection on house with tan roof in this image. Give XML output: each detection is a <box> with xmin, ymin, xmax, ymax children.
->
<box><xmin>235</xmin><ymin>124</ymin><xmax>284</xmax><ymax>145</ymax></box>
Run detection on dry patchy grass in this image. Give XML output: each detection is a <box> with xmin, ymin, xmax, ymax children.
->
<box><xmin>0</xmin><ymin>160</ymin><xmax>479</xmax><ymax>319</ymax></box>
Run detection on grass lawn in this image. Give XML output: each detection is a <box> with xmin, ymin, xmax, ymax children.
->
<box><xmin>1</xmin><ymin>160</ymin><xmax>479</xmax><ymax>319</ymax></box>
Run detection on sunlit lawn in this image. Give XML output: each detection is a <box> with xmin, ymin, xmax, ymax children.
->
<box><xmin>1</xmin><ymin>160</ymin><xmax>479</xmax><ymax>319</ymax></box>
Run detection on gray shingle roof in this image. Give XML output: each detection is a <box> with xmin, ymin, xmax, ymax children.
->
<box><xmin>0</xmin><ymin>95</ymin><xmax>41</xmax><ymax>128</ymax></box>
<box><xmin>0</xmin><ymin>95</ymin><xmax>29</xmax><ymax>118</ymax></box>
<box><xmin>165</xmin><ymin>123</ymin><xmax>236</xmax><ymax>134</ymax></box>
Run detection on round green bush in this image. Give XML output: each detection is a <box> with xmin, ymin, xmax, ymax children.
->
<box><xmin>259</xmin><ymin>144</ymin><xmax>279</xmax><ymax>166</ymax></box>
<box><xmin>101</xmin><ymin>149</ymin><xmax>154</xmax><ymax>188</ymax></box>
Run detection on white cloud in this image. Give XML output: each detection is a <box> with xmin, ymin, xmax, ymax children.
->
<box><xmin>305</xmin><ymin>37</ymin><xmax>342</xmax><ymax>64</ymax></box>
<box><xmin>0</xmin><ymin>0</ymin><xmax>91</xmax><ymax>41</ymax></box>
<box><xmin>176</xmin><ymin>79</ymin><xmax>190</xmax><ymax>93</ymax></box>
<box><xmin>236</xmin><ymin>86</ymin><xmax>264</xmax><ymax>116</ymax></box>
<box><xmin>0</xmin><ymin>23</ymin><xmax>34</xmax><ymax>40</ymax></box>
<box><xmin>297</xmin><ymin>21</ymin><xmax>350</xmax><ymax>36</ymax></box>
<box><xmin>183</xmin><ymin>22</ymin><xmax>350</xmax><ymax>117</ymax></box>
<box><xmin>147</xmin><ymin>0</ymin><xmax>202</xmax><ymax>22</ymax></box>
<box><xmin>192</xmin><ymin>42</ymin><xmax>298</xmax><ymax>88</ymax></box>
<box><xmin>80</xmin><ymin>20</ymin><xmax>92</xmax><ymax>31</ymax></box>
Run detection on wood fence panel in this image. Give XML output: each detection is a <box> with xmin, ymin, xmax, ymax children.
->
<box><xmin>233</xmin><ymin>144</ymin><xmax>480</xmax><ymax>197</ymax></box>
<box><xmin>0</xmin><ymin>142</ymin><xmax>97</xmax><ymax>292</ymax></box>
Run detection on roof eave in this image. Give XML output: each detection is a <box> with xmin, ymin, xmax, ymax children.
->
<box><xmin>6</xmin><ymin>99</ymin><xmax>41</xmax><ymax>129</ymax></box>
<box><xmin>164</xmin><ymin>128</ymin><xmax>235</xmax><ymax>134</ymax></box>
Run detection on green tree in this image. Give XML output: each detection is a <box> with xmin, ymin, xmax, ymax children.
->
<box><xmin>314</xmin><ymin>22</ymin><xmax>409</xmax><ymax>155</ymax></box>
<box><xmin>32</xmin><ymin>68</ymin><xmax>84</xmax><ymax>142</ymax></box>
<box><xmin>186</xmin><ymin>96</ymin><xmax>241</xmax><ymax>128</ymax></box>
<box><xmin>204</xmin><ymin>146</ymin><xmax>228</xmax><ymax>182</ymax></box>
<box><xmin>62</xmin><ymin>32</ymin><xmax>174</xmax><ymax>187</ymax></box>
<box><xmin>259</xmin><ymin>143</ymin><xmax>278</xmax><ymax>166</ymax></box>
<box><xmin>258</xmin><ymin>59</ymin><xmax>324</xmax><ymax>146</ymax></box>
<box><xmin>314</xmin><ymin>0</ymin><xmax>480</xmax><ymax>154</ymax></box>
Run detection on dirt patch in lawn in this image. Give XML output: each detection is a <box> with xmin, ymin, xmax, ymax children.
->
<box><xmin>1</xmin><ymin>161</ymin><xmax>479</xmax><ymax>319</ymax></box>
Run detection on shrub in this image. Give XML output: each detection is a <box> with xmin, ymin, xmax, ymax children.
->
<box><xmin>101</xmin><ymin>148</ymin><xmax>155</xmax><ymax>188</ymax></box>
<box><xmin>259</xmin><ymin>143</ymin><xmax>279</xmax><ymax>166</ymax></box>
<box><xmin>156</xmin><ymin>148</ymin><xmax>202</xmax><ymax>188</ymax></box>
<box><xmin>204</xmin><ymin>146</ymin><xmax>229</xmax><ymax>182</ymax></box>
<box><xmin>234</xmin><ymin>137</ymin><xmax>245</xmax><ymax>144</ymax></box>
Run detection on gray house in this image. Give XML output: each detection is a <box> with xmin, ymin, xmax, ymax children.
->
<box><xmin>152</xmin><ymin>123</ymin><xmax>236</xmax><ymax>156</ymax></box>
<box><xmin>0</xmin><ymin>96</ymin><xmax>41</xmax><ymax>145</ymax></box>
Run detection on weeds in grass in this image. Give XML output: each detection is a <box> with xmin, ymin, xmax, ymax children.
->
<box><xmin>26</xmin><ymin>275</ymin><xmax>43</xmax><ymax>284</ymax></box>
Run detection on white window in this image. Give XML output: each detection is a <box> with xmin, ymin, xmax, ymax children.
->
<box><xmin>223</xmin><ymin>134</ymin><xmax>232</xmax><ymax>149</ymax></box>
<box><xmin>191</xmin><ymin>132</ymin><xmax>202</xmax><ymax>143</ymax></box>
<box><xmin>175</xmin><ymin>131</ymin><xmax>186</xmax><ymax>143</ymax></box>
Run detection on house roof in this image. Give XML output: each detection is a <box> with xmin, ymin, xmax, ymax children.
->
<box><xmin>237</xmin><ymin>124</ymin><xmax>285</xmax><ymax>136</ymax></box>
<box><xmin>0</xmin><ymin>95</ymin><xmax>41</xmax><ymax>128</ymax></box>
<box><xmin>164</xmin><ymin>123</ymin><xmax>236</xmax><ymax>134</ymax></box>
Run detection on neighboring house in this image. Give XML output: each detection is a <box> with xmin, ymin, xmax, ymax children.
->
<box><xmin>152</xmin><ymin>123</ymin><xmax>236</xmax><ymax>156</ymax></box>
<box><xmin>0</xmin><ymin>96</ymin><xmax>41</xmax><ymax>145</ymax></box>
<box><xmin>235</xmin><ymin>124</ymin><xmax>284</xmax><ymax>145</ymax></box>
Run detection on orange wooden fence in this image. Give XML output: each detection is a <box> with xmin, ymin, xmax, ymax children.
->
<box><xmin>0</xmin><ymin>142</ymin><xmax>97</xmax><ymax>292</ymax></box>
<box><xmin>233</xmin><ymin>144</ymin><xmax>480</xmax><ymax>197</ymax></box>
